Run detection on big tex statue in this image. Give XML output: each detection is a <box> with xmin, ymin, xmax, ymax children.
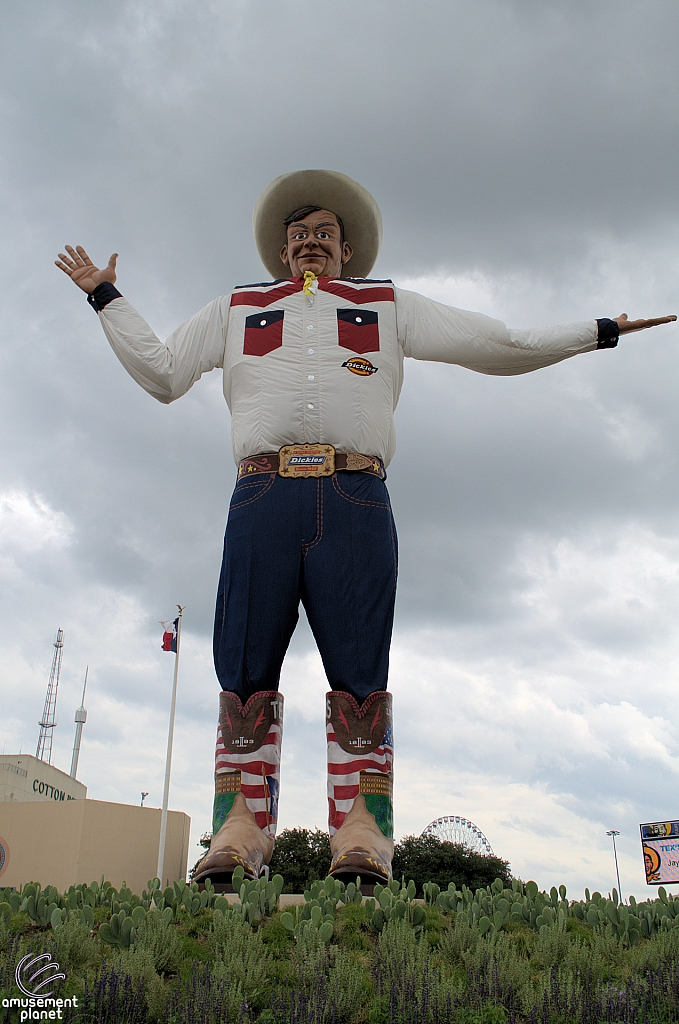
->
<box><xmin>57</xmin><ymin>170</ymin><xmax>675</xmax><ymax>885</ymax></box>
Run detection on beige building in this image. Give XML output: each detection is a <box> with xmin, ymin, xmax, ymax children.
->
<box><xmin>0</xmin><ymin>754</ymin><xmax>87</xmax><ymax>803</ymax></box>
<box><xmin>0</xmin><ymin>798</ymin><xmax>190</xmax><ymax>892</ymax></box>
<box><xmin>0</xmin><ymin>754</ymin><xmax>190</xmax><ymax>891</ymax></box>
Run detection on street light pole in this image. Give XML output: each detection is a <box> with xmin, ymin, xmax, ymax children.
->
<box><xmin>606</xmin><ymin>829</ymin><xmax>622</xmax><ymax>902</ymax></box>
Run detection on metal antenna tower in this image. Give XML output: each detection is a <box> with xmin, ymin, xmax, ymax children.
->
<box><xmin>36</xmin><ymin>628</ymin><xmax>64</xmax><ymax>763</ymax></box>
<box><xmin>70</xmin><ymin>666</ymin><xmax>88</xmax><ymax>779</ymax></box>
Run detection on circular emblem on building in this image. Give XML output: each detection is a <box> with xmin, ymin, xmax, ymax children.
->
<box><xmin>0</xmin><ymin>835</ymin><xmax>9</xmax><ymax>877</ymax></box>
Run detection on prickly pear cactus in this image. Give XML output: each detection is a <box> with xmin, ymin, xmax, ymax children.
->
<box><xmin>279</xmin><ymin>875</ymin><xmax>345</xmax><ymax>943</ymax></box>
<box><xmin>416</xmin><ymin>874</ymin><xmax>663</xmax><ymax>947</ymax></box>
<box><xmin>5</xmin><ymin>870</ymin><xmax>679</xmax><ymax>954</ymax></box>
<box><xmin>365</xmin><ymin>878</ymin><xmax>425</xmax><ymax>937</ymax></box>
<box><xmin>210</xmin><ymin>865</ymin><xmax>284</xmax><ymax>932</ymax></box>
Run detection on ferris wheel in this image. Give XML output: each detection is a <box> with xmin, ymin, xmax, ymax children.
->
<box><xmin>421</xmin><ymin>816</ymin><xmax>494</xmax><ymax>856</ymax></box>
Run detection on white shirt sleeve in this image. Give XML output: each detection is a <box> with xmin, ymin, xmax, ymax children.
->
<box><xmin>97</xmin><ymin>296</ymin><xmax>229</xmax><ymax>403</ymax></box>
<box><xmin>394</xmin><ymin>286</ymin><xmax>598</xmax><ymax>376</ymax></box>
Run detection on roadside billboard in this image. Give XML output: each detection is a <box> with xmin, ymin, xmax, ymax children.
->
<box><xmin>640</xmin><ymin>821</ymin><xmax>679</xmax><ymax>885</ymax></box>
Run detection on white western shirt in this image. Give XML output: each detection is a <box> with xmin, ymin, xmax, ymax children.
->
<box><xmin>96</xmin><ymin>276</ymin><xmax>599</xmax><ymax>467</ymax></box>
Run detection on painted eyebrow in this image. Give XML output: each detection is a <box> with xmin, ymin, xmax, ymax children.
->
<box><xmin>288</xmin><ymin>221</ymin><xmax>338</xmax><ymax>231</ymax></box>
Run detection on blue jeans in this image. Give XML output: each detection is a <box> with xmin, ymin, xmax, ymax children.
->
<box><xmin>213</xmin><ymin>472</ymin><xmax>398</xmax><ymax>703</ymax></box>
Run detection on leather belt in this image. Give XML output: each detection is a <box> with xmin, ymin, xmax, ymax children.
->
<box><xmin>238</xmin><ymin>444</ymin><xmax>385</xmax><ymax>481</ymax></box>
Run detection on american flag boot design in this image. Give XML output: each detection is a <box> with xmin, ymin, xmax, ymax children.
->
<box><xmin>326</xmin><ymin>690</ymin><xmax>394</xmax><ymax>883</ymax></box>
<box><xmin>194</xmin><ymin>690</ymin><xmax>283</xmax><ymax>883</ymax></box>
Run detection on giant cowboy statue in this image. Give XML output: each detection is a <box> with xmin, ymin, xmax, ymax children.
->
<box><xmin>56</xmin><ymin>170</ymin><xmax>676</xmax><ymax>886</ymax></box>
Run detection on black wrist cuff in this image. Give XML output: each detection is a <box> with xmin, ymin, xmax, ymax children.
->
<box><xmin>596</xmin><ymin>318</ymin><xmax>619</xmax><ymax>349</ymax></box>
<box><xmin>87</xmin><ymin>282</ymin><xmax>122</xmax><ymax>312</ymax></box>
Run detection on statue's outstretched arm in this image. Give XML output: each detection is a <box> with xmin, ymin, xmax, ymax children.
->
<box><xmin>395</xmin><ymin>286</ymin><xmax>676</xmax><ymax>377</ymax></box>
<box><xmin>56</xmin><ymin>245</ymin><xmax>226</xmax><ymax>404</ymax></box>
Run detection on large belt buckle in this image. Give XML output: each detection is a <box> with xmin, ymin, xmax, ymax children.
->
<box><xmin>278</xmin><ymin>443</ymin><xmax>336</xmax><ymax>478</ymax></box>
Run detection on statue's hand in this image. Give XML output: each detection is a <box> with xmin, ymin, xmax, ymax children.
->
<box><xmin>614</xmin><ymin>312</ymin><xmax>677</xmax><ymax>334</ymax></box>
<box><xmin>55</xmin><ymin>245</ymin><xmax>118</xmax><ymax>294</ymax></box>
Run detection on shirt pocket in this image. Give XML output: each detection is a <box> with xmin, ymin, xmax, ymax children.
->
<box><xmin>244</xmin><ymin>309</ymin><xmax>285</xmax><ymax>356</ymax></box>
<box><xmin>337</xmin><ymin>308</ymin><xmax>379</xmax><ymax>354</ymax></box>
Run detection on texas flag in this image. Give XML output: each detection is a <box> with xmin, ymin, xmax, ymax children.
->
<box><xmin>161</xmin><ymin>618</ymin><xmax>178</xmax><ymax>652</ymax></box>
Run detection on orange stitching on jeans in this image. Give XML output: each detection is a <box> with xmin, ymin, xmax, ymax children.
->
<box><xmin>230</xmin><ymin>475</ymin><xmax>275</xmax><ymax>509</ymax></box>
<box><xmin>389</xmin><ymin>511</ymin><xmax>398</xmax><ymax>595</ymax></box>
<box><xmin>302</xmin><ymin>478</ymin><xmax>324</xmax><ymax>556</ymax></box>
<box><xmin>236</xmin><ymin>477</ymin><xmax>272</xmax><ymax>488</ymax></box>
<box><xmin>331</xmin><ymin>475</ymin><xmax>389</xmax><ymax>508</ymax></box>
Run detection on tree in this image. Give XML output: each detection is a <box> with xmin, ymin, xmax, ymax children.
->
<box><xmin>268</xmin><ymin>828</ymin><xmax>331</xmax><ymax>893</ymax></box>
<box><xmin>392</xmin><ymin>834</ymin><xmax>511</xmax><ymax>896</ymax></box>
<box><xmin>188</xmin><ymin>832</ymin><xmax>213</xmax><ymax>881</ymax></box>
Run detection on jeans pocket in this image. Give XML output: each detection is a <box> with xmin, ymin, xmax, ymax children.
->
<box><xmin>229</xmin><ymin>474</ymin><xmax>275</xmax><ymax>510</ymax></box>
<box><xmin>332</xmin><ymin>472</ymin><xmax>390</xmax><ymax>508</ymax></box>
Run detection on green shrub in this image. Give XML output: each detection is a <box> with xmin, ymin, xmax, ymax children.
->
<box><xmin>334</xmin><ymin>900</ymin><xmax>373</xmax><ymax>951</ymax></box>
<box><xmin>132</xmin><ymin>913</ymin><xmax>184</xmax><ymax>975</ymax></box>
<box><xmin>210</xmin><ymin>913</ymin><xmax>274</xmax><ymax>1013</ymax></box>
<box><xmin>117</xmin><ymin>945</ymin><xmax>171</xmax><ymax>1020</ymax></box>
<box><xmin>51</xmin><ymin>917</ymin><xmax>99</xmax><ymax>973</ymax></box>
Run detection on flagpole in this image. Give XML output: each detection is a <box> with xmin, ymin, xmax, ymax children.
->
<box><xmin>157</xmin><ymin>605</ymin><xmax>183</xmax><ymax>884</ymax></box>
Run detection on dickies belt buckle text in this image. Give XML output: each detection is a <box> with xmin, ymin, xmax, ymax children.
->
<box><xmin>278</xmin><ymin>443</ymin><xmax>336</xmax><ymax>478</ymax></box>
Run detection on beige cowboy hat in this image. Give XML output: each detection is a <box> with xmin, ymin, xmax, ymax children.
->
<box><xmin>253</xmin><ymin>169</ymin><xmax>382</xmax><ymax>279</ymax></box>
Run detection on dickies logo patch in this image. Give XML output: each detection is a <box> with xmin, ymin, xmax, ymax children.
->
<box><xmin>244</xmin><ymin>309</ymin><xmax>284</xmax><ymax>356</ymax></box>
<box><xmin>342</xmin><ymin>357</ymin><xmax>379</xmax><ymax>377</ymax></box>
<box><xmin>337</xmin><ymin>308</ymin><xmax>379</xmax><ymax>354</ymax></box>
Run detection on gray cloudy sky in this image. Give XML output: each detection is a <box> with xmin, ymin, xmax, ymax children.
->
<box><xmin>2</xmin><ymin>0</ymin><xmax>679</xmax><ymax>897</ymax></box>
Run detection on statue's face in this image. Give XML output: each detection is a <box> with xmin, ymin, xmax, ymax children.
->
<box><xmin>280</xmin><ymin>208</ymin><xmax>353</xmax><ymax>278</ymax></box>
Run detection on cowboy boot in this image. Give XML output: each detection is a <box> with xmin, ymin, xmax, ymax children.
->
<box><xmin>195</xmin><ymin>690</ymin><xmax>283</xmax><ymax>882</ymax></box>
<box><xmin>326</xmin><ymin>690</ymin><xmax>394</xmax><ymax>884</ymax></box>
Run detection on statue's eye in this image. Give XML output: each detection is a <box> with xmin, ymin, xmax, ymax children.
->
<box><xmin>318</xmin><ymin>231</ymin><xmax>330</xmax><ymax>239</ymax></box>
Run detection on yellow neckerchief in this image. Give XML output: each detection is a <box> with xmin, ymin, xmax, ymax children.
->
<box><xmin>302</xmin><ymin>270</ymin><xmax>317</xmax><ymax>297</ymax></box>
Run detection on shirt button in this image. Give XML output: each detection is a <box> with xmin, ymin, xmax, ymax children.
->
<box><xmin>308</xmin><ymin>348</ymin><xmax>315</xmax><ymax>354</ymax></box>
<box><xmin>307</xmin><ymin>325</ymin><xmax>314</xmax><ymax>330</ymax></box>
<box><xmin>307</xmin><ymin>375</ymin><xmax>315</xmax><ymax>380</ymax></box>
<box><xmin>307</xmin><ymin>403</ymin><xmax>314</xmax><ymax>409</ymax></box>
